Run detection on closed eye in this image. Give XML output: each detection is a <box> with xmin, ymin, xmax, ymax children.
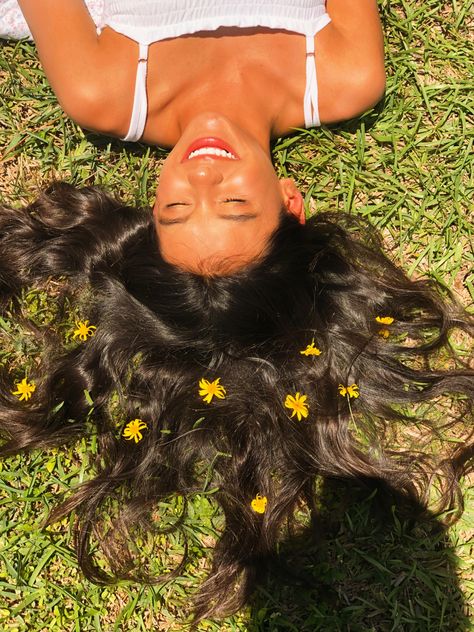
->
<box><xmin>159</xmin><ymin>213</ymin><xmax>258</xmax><ymax>225</ymax></box>
<box><xmin>157</xmin><ymin>217</ymin><xmax>187</xmax><ymax>225</ymax></box>
<box><xmin>219</xmin><ymin>214</ymin><xmax>258</xmax><ymax>221</ymax></box>
<box><xmin>165</xmin><ymin>201</ymin><xmax>190</xmax><ymax>208</ymax></box>
<box><xmin>223</xmin><ymin>198</ymin><xmax>246</xmax><ymax>203</ymax></box>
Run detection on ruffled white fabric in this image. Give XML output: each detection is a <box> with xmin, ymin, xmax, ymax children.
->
<box><xmin>0</xmin><ymin>0</ymin><xmax>105</xmax><ymax>40</ymax></box>
<box><xmin>103</xmin><ymin>0</ymin><xmax>329</xmax><ymax>43</ymax></box>
<box><xmin>1</xmin><ymin>0</ymin><xmax>328</xmax><ymax>42</ymax></box>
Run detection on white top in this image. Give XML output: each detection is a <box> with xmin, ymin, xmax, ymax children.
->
<box><xmin>101</xmin><ymin>0</ymin><xmax>331</xmax><ymax>141</ymax></box>
<box><xmin>0</xmin><ymin>0</ymin><xmax>105</xmax><ymax>39</ymax></box>
<box><xmin>101</xmin><ymin>0</ymin><xmax>330</xmax><ymax>43</ymax></box>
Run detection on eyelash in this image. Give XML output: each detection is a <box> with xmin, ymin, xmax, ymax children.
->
<box><xmin>166</xmin><ymin>199</ymin><xmax>246</xmax><ymax>207</ymax></box>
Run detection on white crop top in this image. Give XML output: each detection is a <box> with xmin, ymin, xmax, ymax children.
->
<box><xmin>98</xmin><ymin>0</ymin><xmax>331</xmax><ymax>141</ymax></box>
<box><xmin>101</xmin><ymin>0</ymin><xmax>329</xmax><ymax>44</ymax></box>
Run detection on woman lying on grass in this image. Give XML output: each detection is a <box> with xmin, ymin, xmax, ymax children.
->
<box><xmin>1</xmin><ymin>0</ymin><xmax>473</xmax><ymax>625</ymax></box>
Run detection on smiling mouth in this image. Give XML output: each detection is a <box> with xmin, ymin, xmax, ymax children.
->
<box><xmin>182</xmin><ymin>137</ymin><xmax>239</xmax><ymax>161</ymax></box>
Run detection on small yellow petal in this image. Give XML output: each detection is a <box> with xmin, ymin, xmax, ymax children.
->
<box><xmin>284</xmin><ymin>392</ymin><xmax>309</xmax><ymax>421</ymax></box>
<box><xmin>300</xmin><ymin>340</ymin><xmax>322</xmax><ymax>356</ymax></box>
<box><xmin>339</xmin><ymin>383</ymin><xmax>359</xmax><ymax>399</ymax></box>
<box><xmin>122</xmin><ymin>418</ymin><xmax>147</xmax><ymax>443</ymax></box>
<box><xmin>347</xmin><ymin>384</ymin><xmax>360</xmax><ymax>398</ymax></box>
<box><xmin>378</xmin><ymin>328</ymin><xmax>390</xmax><ymax>338</ymax></box>
<box><xmin>375</xmin><ymin>316</ymin><xmax>394</xmax><ymax>325</ymax></box>
<box><xmin>251</xmin><ymin>494</ymin><xmax>267</xmax><ymax>514</ymax></box>
<box><xmin>198</xmin><ymin>378</ymin><xmax>226</xmax><ymax>404</ymax></box>
<box><xmin>12</xmin><ymin>377</ymin><xmax>36</xmax><ymax>402</ymax></box>
<box><xmin>72</xmin><ymin>320</ymin><xmax>97</xmax><ymax>341</ymax></box>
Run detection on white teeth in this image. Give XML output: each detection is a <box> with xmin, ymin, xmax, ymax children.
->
<box><xmin>188</xmin><ymin>147</ymin><xmax>236</xmax><ymax>159</ymax></box>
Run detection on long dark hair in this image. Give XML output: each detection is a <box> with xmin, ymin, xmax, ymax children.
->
<box><xmin>0</xmin><ymin>183</ymin><xmax>472</xmax><ymax>621</ymax></box>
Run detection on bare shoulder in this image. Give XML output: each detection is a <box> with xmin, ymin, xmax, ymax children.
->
<box><xmin>17</xmin><ymin>1</ymin><xmax>137</xmax><ymax>136</ymax></box>
<box><xmin>61</xmin><ymin>28</ymin><xmax>138</xmax><ymax>136</ymax></box>
<box><xmin>315</xmin><ymin>2</ymin><xmax>386</xmax><ymax>124</ymax></box>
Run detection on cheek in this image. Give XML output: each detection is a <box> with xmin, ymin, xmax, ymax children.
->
<box><xmin>154</xmin><ymin>180</ymin><xmax>164</xmax><ymax>215</ymax></box>
<box><xmin>153</xmin><ymin>197</ymin><xmax>160</xmax><ymax>218</ymax></box>
<box><xmin>156</xmin><ymin>228</ymin><xmax>193</xmax><ymax>267</ymax></box>
<box><xmin>251</xmin><ymin>172</ymin><xmax>284</xmax><ymax>207</ymax></box>
<box><xmin>154</xmin><ymin>155</ymin><xmax>179</xmax><ymax>202</ymax></box>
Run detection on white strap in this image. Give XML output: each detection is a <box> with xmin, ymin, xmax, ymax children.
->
<box><xmin>303</xmin><ymin>35</ymin><xmax>320</xmax><ymax>128</ymax></box>
<box><xmin>122</xmin><ymin>43</ymin><xmax>149</xmax><ymax>142</ymax></box>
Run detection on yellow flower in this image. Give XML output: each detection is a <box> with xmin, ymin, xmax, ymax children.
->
<box><xmin>375</xmin><ymin>316</ymin><xmax>394</xmax><ymax>325</ymax></box>
<box><xmin>378</xmin><ymin>328</ymin><xmax>390</xmax><ymax>338</ymax></box>
<box><xmin>338</xmin><ymin>383</ymin><xmax>360</xmax><ymax>399</ymax></box>
<box><xmin>300</xmin><ymin>339</ymin><xmax>322</xmax><ymax>356</ymax></box>
<box><xmin>251</xmin><ymin>494</ymin><xmax>267</xmax><ymax>514</ymax></box>
<box><xmin>12</xmin><ymin>377</ymin><xmax>36</xmax><ymax>402</ymax></box>
<box><xmin>73</xmin><ymin>320</ymin><xmax>96</xmax><ymax>341</ymax></box>
<box><xmin>122</xmin><ymin>418</ymin><xmax>147</xmax><ymax>443</ymax></box>
<box><xmin>199</xmin><ymin>378</ymin><xmax>227</xmax><ymax>404</ymax></box>
<box><xmin>284</xmin><ymin>392</ymin><xmax>309</xmax><ymax>421</ymax></box>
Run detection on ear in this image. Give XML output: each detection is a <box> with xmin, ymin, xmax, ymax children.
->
<box><xmin>279</xmin><ymin>178</ymin><xmax>306</xmax><ymax>225</ymax></box>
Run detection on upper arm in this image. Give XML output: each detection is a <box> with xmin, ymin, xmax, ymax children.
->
<box><xmin>17</xmin><ymin>0</ymin><xmax>134</xmax><ymax>135</ymax></box>
<box><xmin>316</xmin><ymin>0</ymin><xmax>386</xmax><ymax>124</ymax></box>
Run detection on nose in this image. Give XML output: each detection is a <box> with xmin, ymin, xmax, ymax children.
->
<box><xmin>186</xmin><ymin>162</ymin><xmax>224</xmax><ymax>186</ymax></box>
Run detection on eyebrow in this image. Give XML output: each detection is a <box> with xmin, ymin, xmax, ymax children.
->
<box><xmin>219</xmin><ymin>213</ymin><xmax>258</xmax><ymax>221</ymax></box>
<box><xmin>157</xmin><ymin>214</ymin><xmax>259</xmax><ymax>226</ymax></box>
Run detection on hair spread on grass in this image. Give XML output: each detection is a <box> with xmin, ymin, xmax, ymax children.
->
<box><xmin>0</xmin><ymin>183</ymin><xmax>472</xmax><ymax>621</ymax></box>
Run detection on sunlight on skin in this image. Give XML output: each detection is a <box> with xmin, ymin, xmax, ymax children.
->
<box><xmin>153</xmin><ymin>113</ymin><xmax>305</xmax><ymax>273</ymax></box>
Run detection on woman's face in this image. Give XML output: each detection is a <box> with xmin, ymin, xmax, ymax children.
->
<box><xmin>154</xmin><ymin>113</ymin><xmax>304</xmax><ymax>273</ymax></box>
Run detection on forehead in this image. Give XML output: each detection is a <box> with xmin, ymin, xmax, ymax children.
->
<box><xmin>156</xmin><ymin>212</ymin><xmax>279</xmax><ymax>272</ymax></box>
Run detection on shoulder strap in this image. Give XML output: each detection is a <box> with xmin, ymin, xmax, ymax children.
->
<box><xmin>303</xmin><ymin>34</ymin><xmax>320</xmax><ymax>128</ymax></box>
<box><xmin>122</xmin><ymin>43</ymin><xmax>150</xmax><ymax>142</ymax></box>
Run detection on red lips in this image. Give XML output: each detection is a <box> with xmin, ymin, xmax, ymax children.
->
<box><xmin>182</xmin><ymin>137</ymin><xmax>239</xmax><ymax>162</ymax></box>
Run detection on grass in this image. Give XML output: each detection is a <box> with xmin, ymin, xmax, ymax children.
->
<box><xmin>0</xmin><ymin>0</ymin><xmax>473</xmax><ymax>630</ymax></box>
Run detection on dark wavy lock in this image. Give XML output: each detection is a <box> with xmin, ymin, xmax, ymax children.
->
<box><xmin>0</xmin><ymin>183</ymin><xmax>472</xmax><ymax>621</ymax></box>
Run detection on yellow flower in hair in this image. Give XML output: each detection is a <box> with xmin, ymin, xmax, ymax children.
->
<box><xmin>284</xmin><ymin>392</ymin><xmax>309</xmax><ymax>421</ymax></box>
<box><xmin>251</xmin><ymin>494</ymin><xmax>268</xmax><ymax>514</ymax></box>
<box><xmin>12</xmin><ymin>377</ymin><xmax>36</xmax><ymax>401</ymax></box>
<box><xmin>378</xmin><ymin>328</ymin><xmax>390</xmax><ymax>339</ymax></box>
<box><xmin>375</xmin><ymin>316</ymin><xmax>394</xmax><ymax>325</ymax></box>
<box><xmin>338</xmin><ymin>383</ymin><xmax>360</xmax><ymax>399</ymax></box>
<box><xmin>122</xmin><ymin>418</ymin><xmax>147</xmax><ymax>443</ymax></box>
<box><xmin>300</xmin><ymin>339</ymin><xmax>322</xmax><ymax>356</ymax></box>
<box><xmin>73</xmin><ymin>320</ymin><xmax>96</xmax><ymax>341</ymax></box>
<box><xmin>199</xmin><ymin>378</ymin><xmax>226</xmax><ymax>404</ymax></box>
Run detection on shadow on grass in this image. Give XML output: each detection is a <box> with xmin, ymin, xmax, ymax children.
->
<box><xmin>247</xmin><ymin>479</ymin><xmax>469</xmax><ymax>632</ymax></box>
<box><xmin>84</xmin><ymin>130</ymin><xmax>168</xmax><ymax>159</ymax></box>
<box><xmin>332</xmin><ymin>97</ymin><xmax>387</xmax><ymax>137</ymax></box>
